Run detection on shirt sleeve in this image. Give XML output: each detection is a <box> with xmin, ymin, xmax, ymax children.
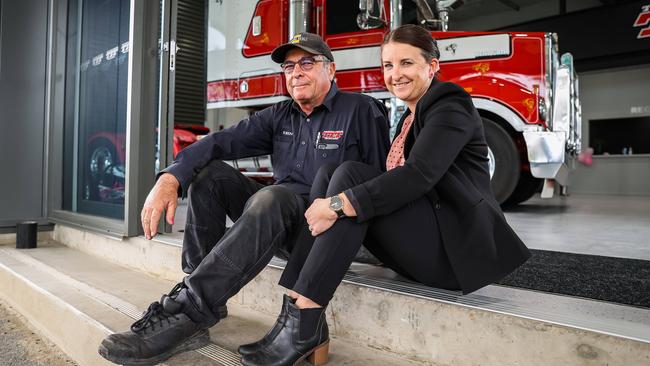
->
<box><xmin>159</xmin><ymin>105</ymin><xmax>276</xmax><ymax>196</ymax></box>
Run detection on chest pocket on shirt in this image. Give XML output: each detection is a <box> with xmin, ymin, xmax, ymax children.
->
<box><xmin>274</xmin><ymin>134</ymin><xmax>293</xmax><ymax>144</ymax></box>
<box><xmin>314</xmin><ymin>139</ymin><xmax>351</xmax><ymax>162</ymax></box>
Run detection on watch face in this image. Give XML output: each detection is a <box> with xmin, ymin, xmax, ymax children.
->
<box><xmin>330</xmin><ymin>196</ymin><xmax>343</xmax><ymax>210</ymax></box>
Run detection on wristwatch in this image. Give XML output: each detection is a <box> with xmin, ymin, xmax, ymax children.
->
<box><xmin>329</xmin><ymin>195</ymin><xmax>346</xmax><ymax>218</ymax></box>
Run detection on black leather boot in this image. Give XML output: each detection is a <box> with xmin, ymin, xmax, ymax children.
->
<box><xmin>241</xmin><ymin>301</ymin><xmax>329</xmax><ymax>366</ymax></box>
<box><xmin>238</xmin><ymin>294</ymin><xmax>295</xmax><ymax>356</ymax></box>
<box><xmin>98</xmin><ymin>285</ymin><xmax>211</xmax><ymax>366</ymax></box>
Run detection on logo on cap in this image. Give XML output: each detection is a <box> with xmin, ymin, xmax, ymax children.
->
<box><xmin>290</xmin><ymin>33</ymin><xmax>304</xmax><ymax>44</ymax></box>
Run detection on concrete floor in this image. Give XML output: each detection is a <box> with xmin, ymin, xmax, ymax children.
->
<box><xmin>170</xmin><ymin>193</ymin><xmax>650</xmax><ymax>261</ymax></box>
<box><xmin>502</xmin><ymin>194</ymin><xmax>650</xmax><ymax>261</ymax></box>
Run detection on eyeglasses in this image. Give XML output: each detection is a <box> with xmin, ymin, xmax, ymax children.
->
<box><xmin>280</xmin><ymin>56</ymin><xmax>325</xmax><ymax>74</ymax></box>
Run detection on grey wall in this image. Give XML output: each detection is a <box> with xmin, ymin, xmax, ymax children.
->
<box><xmin>0</xmin><ymin>0</ymin><xmax>49</xmax><ymax>227</ymax></box>
<box><xmin>570</xmin><ymin>65</ymin><xmax>650</xmax><ymax>196</ymax></box>
<box><xmin>571</xmin><ymin>156</ymin><xmax>650</xmax><ymax>196</ymax></box>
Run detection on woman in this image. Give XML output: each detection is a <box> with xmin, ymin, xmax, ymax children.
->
<box><xmin>240</xmin><ymin>24</ymin><xmax>530</xmax><ymax>366</ymax></box>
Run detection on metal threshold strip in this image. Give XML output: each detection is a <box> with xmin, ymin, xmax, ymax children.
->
<box><xmin>268</xmin><ymin>257</ymin><xmax>650</xmax><ymax>344</ymax></box>
<box><xmin>1</xmin><ymin>248</ymin><xmax>241</xmax><ymax>366</ymax></box>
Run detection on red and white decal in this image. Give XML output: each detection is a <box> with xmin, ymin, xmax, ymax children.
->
<box><xmin>322</xmin><ymin>131</ymin><xmax>344</xmax><ymax>140</ymax></box>
<box><xmin>633</xmin><ymin>5</ymin><xmax>650</xmax><ymax>39</ymax></box>
<box><xmin>438</xmin><ymin>34</ymin><xmax>511</xmax><ymax>62</ymax></box>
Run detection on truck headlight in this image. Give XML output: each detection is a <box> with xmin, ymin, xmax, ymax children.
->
<box><xmin>538</xmin><ymin>96</ymin><xmax>548</xmax><ymax>122</ymax></box>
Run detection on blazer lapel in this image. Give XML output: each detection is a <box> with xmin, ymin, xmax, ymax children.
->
<box><xmin>405</xmin><ymin>80</ymin><xmax>440</xmax><ymax>157</ymax></box>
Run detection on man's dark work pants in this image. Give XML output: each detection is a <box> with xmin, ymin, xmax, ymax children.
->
<box><xmin>176</xmin><ymin>160</ymin><xmax>318</xmax><ymax>328</ymax></box>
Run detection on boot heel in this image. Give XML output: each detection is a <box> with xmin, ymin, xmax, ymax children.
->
<box><xmin>306</xmin><ymin>340</ymin><xmax>329</xmax><ymax>366</ymax></box>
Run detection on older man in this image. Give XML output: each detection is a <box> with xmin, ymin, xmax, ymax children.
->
<box><xmin>98</xmin><ymin>33</ymin><xmax>390</xmax><ymax>366</ymax></box>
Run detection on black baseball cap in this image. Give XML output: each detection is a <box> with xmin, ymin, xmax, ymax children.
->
<box><xmin>271</xmin><ymin>32</ymin><xmax>334</xmax><ymax>63</ymax></box>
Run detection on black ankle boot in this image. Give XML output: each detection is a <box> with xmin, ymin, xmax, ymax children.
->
<box><xmin>238</xmin><ymin>294</ymin><xmax>295</xmax><ymax>356</ymax></box>
<box><xmin>98</xmin><ymin>287</ymin><xmax>210</xmax><ymax>366</ymax></box>
<box><xmin>241</xmin><ymin>302</ymin><xmax>329</xmax><ymax>366</ymax></box>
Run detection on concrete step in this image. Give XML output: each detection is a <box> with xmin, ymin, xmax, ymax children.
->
<box><xmin>0</xmin><ymin>240</ymin><xmax>426</xmax><ymax>366</ymax></box>
<box><xmin>9</xmin><ymin>223</ymin><xmax>649</xmax><ymax>365</ymax></box>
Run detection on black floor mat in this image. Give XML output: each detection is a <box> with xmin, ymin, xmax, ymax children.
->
<box><xmin>498</xmin><ymin>249</ymin><xmax>650</xmax><ymax>308</ymax></box>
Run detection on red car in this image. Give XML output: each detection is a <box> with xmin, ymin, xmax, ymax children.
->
<box><xmin>85</xmin><ymin>124</ymin><xmax>209</xmax><ymax>203</ymax></box>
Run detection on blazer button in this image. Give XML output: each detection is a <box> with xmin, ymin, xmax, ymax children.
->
<box><xmin>435</xmin><ymin>203</ymin><xmax>441</xmax><ymax>210</ymax></box>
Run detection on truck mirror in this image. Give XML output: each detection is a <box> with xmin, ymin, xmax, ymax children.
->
<box><xmin>357</xmin><ymin>0</ymin><xmax>385</xmax><ymax>30</ymax></box>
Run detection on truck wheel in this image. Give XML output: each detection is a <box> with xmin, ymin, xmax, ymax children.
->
<box><xmin>502</xmin><ymin>170</ymin><xmax>543</xmax><ymax>207</ymax></box>
<box><xmin>483</xmin><ymin>118</ymin><xmax>519</xmax><ymax>204</ymax></box>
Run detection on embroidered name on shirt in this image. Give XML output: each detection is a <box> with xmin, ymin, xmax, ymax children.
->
<box><xmin>321</xmin><ymin>131</ymin><xmax>343</xmax><ymax>140</ymax></box>
<box><xmin>282</xmin><ymin>131</ymin><xmax>293</xmax><ymax>136</ymax></box>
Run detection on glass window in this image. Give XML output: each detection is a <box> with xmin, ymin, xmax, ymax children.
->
<box><xmin>326</xmin><ymin>0</ymin><xmax>361</xmax><ymax>35</ymax></box>
<box><xmin>326</xmin><ymin>0</ymin><xmax>383</xmax><ymax>35</ymax></box>
<box><xmin>62</xmin><ymin>0</ymin><xmax>130</xmax><ymax>219</ymax></box>
<box><xmin>589</xmin><ymin>117</ymin><xmax>650</xmax><ymax>155</ymax></box>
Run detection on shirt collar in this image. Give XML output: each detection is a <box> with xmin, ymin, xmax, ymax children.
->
<box><xmin>291</xmin><ymin>82</ymin><xmax>339</xmax><ymax>114</ymax></box>
<box><xmin>320</xmin><ymin>82</ymin><xmax>338</xmax><ymax>111</ymax></box>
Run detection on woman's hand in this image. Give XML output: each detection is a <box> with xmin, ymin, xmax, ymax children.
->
<box><xmin>305</xmin><ymin>198</ymin><xmax>337</xmax><ymax>236</ymax></box>
<box><xmin>305</xmin><ymin>193</ymin><xmax>357</xmax><ymax>236</ymax></box>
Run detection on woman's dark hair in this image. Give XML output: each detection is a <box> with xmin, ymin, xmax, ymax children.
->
<box><xmin>381</xmin><ymin>24</ymin><xmax>440</xmax><ymax>63</ymax></box>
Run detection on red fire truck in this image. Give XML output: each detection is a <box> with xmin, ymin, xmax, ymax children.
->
<box><xmin>207</xmin><ymin>0</ymin><xmax>581</xmax><ymax>205</ymax></box>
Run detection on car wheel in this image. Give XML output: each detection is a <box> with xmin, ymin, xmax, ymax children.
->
<box><xmin>85</xmin><ymin>139</ymin><xmax>118</xmax><ymax>201</ymax></box>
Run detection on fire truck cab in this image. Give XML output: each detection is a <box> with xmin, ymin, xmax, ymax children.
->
<box><xmin>206</xmin><ymin>0</ymin><xmax>581</xmax><ymax>205</ymax></box>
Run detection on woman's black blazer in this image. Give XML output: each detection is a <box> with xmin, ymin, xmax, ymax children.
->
<box><xmin>347</xmin><ymin>80</ymin><xmax>531</xmax><ymax>293</ymax></box>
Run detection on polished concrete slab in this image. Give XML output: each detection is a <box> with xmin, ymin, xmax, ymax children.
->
<box><xmin>503</xmin><ymin>194</ymin><xmax>650</xmax><ymax>260</ymax></box>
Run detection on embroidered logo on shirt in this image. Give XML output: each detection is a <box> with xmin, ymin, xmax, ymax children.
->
<box><xmin>282</xmin><ymin>131</ymin><xmax>293</xmax><ymax>136</ymax></box>
<box><xmin>321</xmin><ymin>131</ymin><xmax>343</xmax><ymax>140</ymax></box>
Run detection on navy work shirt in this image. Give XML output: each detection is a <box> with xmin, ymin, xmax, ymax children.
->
<box><xmin>162</xmin><ymin>83</ymin><xmax>391</xmax><ymax>197</ymax></box>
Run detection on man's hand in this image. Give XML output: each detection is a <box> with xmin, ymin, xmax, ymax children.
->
<box><xmin>141</xmin><ymin>173</ymin><xmax>180</xmax><ymax>239</ymax></box>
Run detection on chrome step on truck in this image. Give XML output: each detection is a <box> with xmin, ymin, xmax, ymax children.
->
<box><xmin>0</xmin><ymin>225</ymin><xmax>649</xmax><ymax>366</ymax></box>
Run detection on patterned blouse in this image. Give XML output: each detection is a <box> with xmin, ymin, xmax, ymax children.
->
<box><xmin>386</xmin><ymin>113</ymin><xmax>415</xmax><ymax>171</ymax></box>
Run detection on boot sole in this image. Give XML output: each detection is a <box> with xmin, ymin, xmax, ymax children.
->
<box><xmin>98</xmin><ymin>329</ymin><xmax>210</xmax><ymax>366</ymax></box>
